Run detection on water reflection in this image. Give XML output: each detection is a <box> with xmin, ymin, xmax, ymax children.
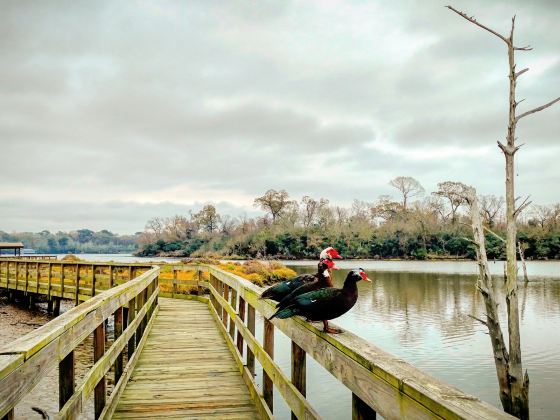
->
<box><xmin>279</xmin><ymin>266</ymin><xmax>560</xmax><ymax>419</ymax></box>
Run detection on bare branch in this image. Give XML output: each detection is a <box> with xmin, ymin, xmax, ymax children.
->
<box><xmin>514</xmin><ymin>196</ymin><xmax>532</xmax><ymax>217</ymax></box>
<box><xmin>462</xmin><ymin>236</ymin><xmax>478</xmax><ymax>246</ymax></box>
<box><xmin>446</xmin><ymin>6</ymin><xmax>508</xmax><ymax>43</ymax></box>
<box><xmin>468</xmin><ymin>314</ymin><xmax>488</xmax><ymax>327</ymax></box>
<box><xmin>515</xmin><ymin>68</ymin><xmax>529</xmax><ymax>78</ymax></box>
<box><xmin>514</xmin><ymin>45</ymin><xmax>533</xmax><ymax>51</ymax></box>
<box><xmin>517</xmin><ymin>96</ymin><xmax>560</xmax><ymax>120</ymax></box>
<box><xmin>483</xmin><ymin>226</ymin><xmax>506</xmax><ymax>243</ymax></box>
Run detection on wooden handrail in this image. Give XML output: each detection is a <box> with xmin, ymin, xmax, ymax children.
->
<box><xmin>0</xmin><ymin>266</ymin><xmax>160</xmax><ymax>419</ymax></box>
<box><xmin>204</xmin><ymin>265</ymin><xmax>515</xmax><ymax>420</ymax></box>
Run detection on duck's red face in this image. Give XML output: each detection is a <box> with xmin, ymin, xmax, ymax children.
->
<box><xmin>324</xmin><ymin>259</ymin><xmax>339</xmax><ymax>270</ymax></box>
<box><xmin>359</xmin><ymin>269</ymin><xmax>371</xmax><ymax>282</ymax></box>
<box><xmin>327</xmin><ymin>248</ymin><xmax>343</xmax><ymax>259</ymax></box>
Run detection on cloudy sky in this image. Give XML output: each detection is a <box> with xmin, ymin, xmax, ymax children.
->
<box><xmin>1</xmin><ymin>0</ymin><xmax>558</xmax><ymax>233</ymax></box>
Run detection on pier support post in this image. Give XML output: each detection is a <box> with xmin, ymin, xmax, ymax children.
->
<box><xmin>59</xmin><ymin>351</ymin><xmax>75</xmax><ymax>409</ymax></box>
<box><xmin>247</xmin><ymin>305</ymin><xmax>256</xmax><ymax>376</ymax></box>
<box><xmin>94</xmin><ymin>323</ymin><xmax>106</xmax><ymax>419</ymax></box>
<box><xmin>291</xmin><ymin>341</ymin><xmax>306</xmax><ymax>420</ymax></box>
<box><xmin>114</xmin><ymin>307</ymin><xmax>124</xmax><ymax>383</ymax></box>
<box><xmin>352</xmin><ymin>393</ymin><xmax>377</xmax><ymax>420</ymax></box>
<box><xmin>53</xmin><ymin>297</ymin><xmax>61</xmax><ymax>316</ymax></box>
<box><xmin>47</xmin><ymin>298</ymin><xmax>53</xmax><ymax>314</ymax></box>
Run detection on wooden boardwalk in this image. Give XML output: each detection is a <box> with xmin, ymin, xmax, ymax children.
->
<box><xmin>113</xmin><ymin>298</ymin><xmax>260</xmax><ymax>419</ymax></box>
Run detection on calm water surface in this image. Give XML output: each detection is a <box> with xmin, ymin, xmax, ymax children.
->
<box><xmin>257</xmin><ymin>265</ymin><xmax>560</xmax><ymax>419</ymax></box>
<box><xmin>4</xmin><ymin>254</ymin><xmax>560</xmax><ymax>418</ymax></box>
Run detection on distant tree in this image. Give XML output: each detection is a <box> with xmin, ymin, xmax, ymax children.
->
<box><xmin>254</xmin><ymin>189</ymin><xmax>293</xmax><ymax>222</ymax></box>
<box><xmin>301</xmin><ymin>196</ymin><xmax>329</xmax><ymax>228</ymax></box>
<box><xmin>389</xmin><ymin>176</ymin><xmax>424</xmax><ymax>211</ymax></box>
<box><xmin>433</xmin><ymin>181</ymin><xmax>466</xmax><ymax>223</ymax></box>
<box><xmin>371</xmin><ymin>195</ymin><xmax>401</xmax><ymax>222</ymax></box>
<box><xmin>480</xmin><ymin>195</ymin><xmax>505</xmax><ymax>227</ymax></box>
<box><xmin>75</xmin><ymin>229</ymin><xmax>94</xmax><ymax>244</ymax></box>
<box><xmin>194</xmin><ymin>204</ymin><xmax>221</xmax><ymax>233</ymax></box>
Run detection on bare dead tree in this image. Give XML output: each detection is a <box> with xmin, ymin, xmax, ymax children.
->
<box><xmin>480</xmin><ymin>195</ymin><xmax>505</xmax><ymax>227</ymax></box>
<box><xmin>448</xmin><ymin>6</ymin><xmax>560</xmax><ymax>419</ymax></box>
<box><xmin>459</xmin><ymin>185</ymin><xmax>513</xmax><ymax>413</ymax></box>
<box><xmin>389</xmin><ymin>176</ymin><xmax>424</xmax><ymax>211</ymax></box>
<box><xmin>433</xmin><ymin>181</ymin><xmax>466</xmax><ymax>223</ymax></box>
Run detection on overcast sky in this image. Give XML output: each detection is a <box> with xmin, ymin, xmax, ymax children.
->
<box><xmin>1</xmin><ymin>0</ymin><xmax>558</xmax><ymax>233</ymax></box>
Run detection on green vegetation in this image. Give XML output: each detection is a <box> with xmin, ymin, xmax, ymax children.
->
<box><xmin>0</xmin><ymin>229</ymin><xmax>139</xmax><ymax>254</ymax></box>
<box><xmin>137</xmin><ymin>185</ymin><xmax>560</xmax><ymax>260</ymax></box>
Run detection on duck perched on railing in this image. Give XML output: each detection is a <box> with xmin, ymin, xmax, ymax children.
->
<box><xmin>269</xmin><ymin>268</ymin><xmax>371</xmax><ymax>334</ymax></box>
<box><xmin>260</xmin><ymin>258</ymin><xmax>336</xmax><ymax>301</ymax></box>
<box><xmin>259</xmin><ymin>247</ymin><xmax>342</xmax><ymax>301</ymax></box>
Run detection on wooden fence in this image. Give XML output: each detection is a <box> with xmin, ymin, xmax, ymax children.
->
<box><xmin>203</xmin><ymin>265</ymin><xmax>514</xmax><ymax>420</ymax></box>
<box><xmin>0</xmin><ymin>266</ymin><xmax>160</xmax><ymax>420</ymax></box>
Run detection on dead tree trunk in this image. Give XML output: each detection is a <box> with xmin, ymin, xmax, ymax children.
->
<box><xmin>448</xmin><ymin>6</ymin><xmax>559</xmax><ymax>419</ymax></box>
<box><xmin>462</xmin><ymin>186</ymin><xmax>512</xmax><ymax>410</ymax></box>
<box><xmin>518</xmin><ymin>242</ymin><xmax>529</xmax><ymax>283</ymax></box>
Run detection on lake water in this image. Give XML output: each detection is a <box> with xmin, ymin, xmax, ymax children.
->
<box><xmin>3</xmin><ymin>254</ymin><xmax>560</xmax><ymax>418</ymax></box>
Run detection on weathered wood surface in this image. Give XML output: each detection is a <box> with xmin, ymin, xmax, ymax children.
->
<box><xmin>0</xmin><ymin>266</ymin><xmax>159</xmax><ymax>419</ymax></box>
<box><xmin>112</xmin><ymin>298</ymin><xmax>259</xmax><ymax>419</ymax></box>
<box><xmin>208</xmin><ymin>266</ymin><xmax>515</xmax><ymax>420</ymax></box>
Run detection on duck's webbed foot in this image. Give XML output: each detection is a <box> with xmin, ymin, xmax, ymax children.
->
<box><xmin>322</xmin><ymin>320</ymin><xmax>342</xmax><ymax>334</ymax></box>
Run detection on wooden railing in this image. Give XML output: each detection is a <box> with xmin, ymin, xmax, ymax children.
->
<box><xmin>203</xmin><ymin>265</ymin><xmax>515</xmax><ymax>420</ymax></box>
<box><xmin>0</xmin><ymin>266</ymin><xmax>160</xmax><ymax>420</ymax></box>
<box><xmin>0</xmin><ymin>255</ymin><xmax>58</xmax><ymax>260</ymax></box>
<box><xmin>0</xmin><ymin>259</ymin><xmax>153</xmax><ymax>313</ymax></box>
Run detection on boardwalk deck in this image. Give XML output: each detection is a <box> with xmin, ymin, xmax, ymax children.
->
<box><xmin>113</xmin><ymin>298</ymin><xmax>259</xmax><ymax>419</ymax></box>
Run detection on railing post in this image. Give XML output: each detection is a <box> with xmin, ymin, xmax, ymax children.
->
<box><xmin>127</xmin><ymin>296</ymin><xmax>136</xmax><ymax>358</ymax></box>
<box><xmin>94</xmin><ymin>323</ymin><xmax>106</xmax><ymax>419</ymax></box>
<box><xmin>60</xmin><ymin>263</ymin><xmax>65</xmax><ymax>298</ymax></box>
<box><xmin>59</xmin><ymin>351</ymin><xmax>75</xmax><ymax>409</ymax></box>
<box><xmin>35</xmin><ymin>262</ymin><xmax>40</xmax><ymax>293</ymax></box>
<box><xmin>197</xmin><ymin>268</ymin><xmax>203</xmax><ymax>295</ymax></box>
<box><xmin>47</xmin><ymin>262</ymin><xmax>52</xmax><ymax>301</ymax></box>
<box><xmin>114</xmin><ymin>306</ymin><xmax>124</xmax><ymax>383</ymax></box>
<box><xmin>229</xmin><ymin>288</ymin><xmax>237</xmax><ymax>340</ymax></box>
<box><xmin>24</xmin><ymin>262</ymin><xmax>28</xmax><ymax>295</ymax></box>
<box><xmin>352</xmin><ymin>393</ymin><xmax>377</xmax><ymax>420</ymax></box>
<box><xmin>91</xmin><ymin>264</ymin><xmax>96</xmax><ymax>296</ymax></box>
<box><xmin>172</xmin><ymin>268</ymin><xmax>177</xmax><ymax>298</ymax></box>
<box><xmin>136</xmin><ymin>290</ymin><xmax>145</xmax><ymax>347</ymax></box>
<box><xmin>237</xmin><ymin>296</ymin><xmax>246</xmax><ymax>356</ymax></box>
<box><xmin>222</xmin><ymin>284</ymin><xmax>230</xmax><ymax>328</ymax></box>
<box><xmin>1</xmin><ymin>408</ymin><xmax>14</xmax><ymax>420</ymax></box>
<box><xmin>263</xmin><ymin>318</ymin><xmax>274</xmax><ymax>412</ymax></box>
<box><xmin>109</xmin><ymin>265</ymin><xmax>114</xmax><ymax>288</ymax></box>
<box><xmin>75</xmin><ymin>264</ymin><xmax>80</xmax><ymax>306</ymax></box>
<box><xmin>247</xmin><ymin>304</ymin><xmax>256</xmax><ymax>375</ymax></box>
<box><xmin>291</xmin><ymin>341</ymin><xmax>306</xmax><ymax>420</ymax></box>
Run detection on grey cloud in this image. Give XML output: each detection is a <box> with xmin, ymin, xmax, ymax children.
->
<box><xmin>0</xmin><ymin>0</ymin><xmax>558</xmax><ymax>232</ymax></box>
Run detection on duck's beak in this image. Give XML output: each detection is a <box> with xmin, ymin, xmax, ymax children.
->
<box><xmin>363</xmin><ymin>276</ymin><xmax>372</xmax><ymax>282</ymax></box>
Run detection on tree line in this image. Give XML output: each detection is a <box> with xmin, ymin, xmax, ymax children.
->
<box><xmin>0</xmin><ymin>229</ymin><xmax>139</xmax><ymax>254</ymax></box>
<box><xmin>137</xmin><ymin>179</ymin><xmax>560</xmax><ymax>260</ymax></box>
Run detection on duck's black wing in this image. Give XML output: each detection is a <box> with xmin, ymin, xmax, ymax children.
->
<box><xmin>260</xmin><ymin>273</ymin><xmax>315</xmax><ymax>301</ymax></box>
<box><xmin>276</xmin><ymin>280</ymin><xmax>321</xmax><ymax>310</ymax></box>
<box><xmin>270</xmin><ymin>287</ymin><xmax>341</xmax><ymax>320</ymax></box>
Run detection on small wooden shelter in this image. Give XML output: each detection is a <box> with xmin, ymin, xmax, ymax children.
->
<box><xmin>0</xmin><ymin>242</ymin><xmax>24</xmax><ymax>256</ymax></box>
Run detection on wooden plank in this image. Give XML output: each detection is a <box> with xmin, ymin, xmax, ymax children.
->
<box><xmin>111</xmin><ymin>299</ymin><xmax>259</xmax><ymax>419</ymax></box>
<box><xmin>209</xmin><ymin>284</ymin><xmax>320</xmax><ymax>420</ymax></box>
<box><xmin>100</xmin><ymin>305</ymin><xmax>159</xmax><ymax>420</ymax></box>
